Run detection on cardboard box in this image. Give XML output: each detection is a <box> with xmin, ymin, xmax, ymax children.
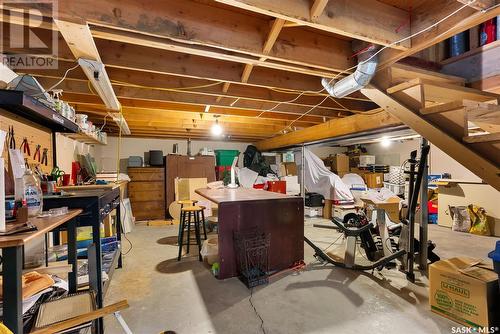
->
<box><xmin>429</xmin><ymin>257</ymin><xmax>500</xmax><ymax>328</ymax></box>
<box><xmin>330</xmin><ymin>154</ymin><xmax>349</xmax><ymax>173</ymax></box>
<box><xmin>363</xmin><ymin>172</ymin><xmax>384</xmax><ymax>188</ymax></box>
<box><xmin>279</xmin><ymin>162</ymin><xmax>297</xmax><ymax>176</ymax></box>
<box><xmin>361</xmin><ymin>197</ymin><xmax>400</xmax><ymax>222</ymax></box>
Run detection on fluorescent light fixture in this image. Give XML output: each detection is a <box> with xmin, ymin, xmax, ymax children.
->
<box><xmin>380</xmin><ymin>136</ymin><xmax>392</xmax><ymax>147</ymax></box>
<box><xmin>78</xmin><ymin>58</ymin><xmax>121</xmax><ymax>111</ymax></box>
<box><xmin>204</xmin><ymin>105</ymin><xmax>211</xmax><ymax>113</ymax></box>
<box><xmin>111</xmin><ymin>113</ymin><xmax>131</xmax><ymax>135</ymax></box>
<box><xmin>211</xmin><ymin>118</ymin><xmax>223</xmax><ymax>136</ymax></box>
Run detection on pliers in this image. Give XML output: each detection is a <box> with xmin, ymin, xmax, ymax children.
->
<box><xmin>41</xmin><ymin>148</ymin><xmax>48</xmax><ymax>166</ymax></box>
<box><xmin>20</xmin><ymin>137</ymin><xmax>30</xmax><ymax>156</ymax></box>
<box><xmin>7</xmin><ymin>126</ymin><xmax>15</xmax><ymax>149</ymax></box>
<box><xmin>33</xmin><ymin>145</ymin><xmax>41</xmax><ymax>162</ymax></box>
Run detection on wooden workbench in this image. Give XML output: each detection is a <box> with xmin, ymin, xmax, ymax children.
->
<box><xmin>0</xmin><ymin>209</ymin><xmax>82</xmax><ymax>333</ymax></box>
<box><xmin>196</xmin><ymin>187</ymin><xmax>304</xmax><ymax>279</ymax></box>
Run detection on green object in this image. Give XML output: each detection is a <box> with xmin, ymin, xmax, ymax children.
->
<box><xmin>50</xmin><ymin>166</ymin><xmax>65</xmax><ymax>182</ymax></box>
<box><xmin>211</xmin><ymin>262</ymin><xmax>220</xmax><ymax>277</ymax></box>
<box><xmin>214</xmin><ymin>150</ymin><xmax>239</xmax><ymax>166</ymax></box>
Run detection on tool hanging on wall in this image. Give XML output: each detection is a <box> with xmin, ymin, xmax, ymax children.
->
<box><xmin>20</xmin><ymin>137</ymin><xmax>30</xmax><ymax>156</ymax></box>
<box><xmin>24</xmin><ymin>158</ymin><xmax>29</xmax><ymax>169</ymax></box>
<box><xmin>33</xmin><ymin>145</ymin><xmax>41</xmax><ymax>162</ymax></box>
<box><xmin>8</xmin><ymin>126</ymin><xmax>15</xmax><ymax>149</ymax></box>
<box><xmin>41</xmin><ymin>148</ymin><xmax>48</xmax><ymax>166</ymax></box>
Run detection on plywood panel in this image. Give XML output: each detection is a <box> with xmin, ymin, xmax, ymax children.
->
<box><xmin>0</xmin><ymin>109</ymin><xmax>54</xmax><ymax>182</ymax></box>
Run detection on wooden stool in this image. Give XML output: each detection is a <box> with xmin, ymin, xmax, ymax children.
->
<box><xmin>177</xmin><ymin>199</ymin><xmax>199</xmax><ymax>243</ymax></box>
<box><xmin>177</xmin><ymin>206</ymin><xmax>204</xmax><ymax>261</ymax></box>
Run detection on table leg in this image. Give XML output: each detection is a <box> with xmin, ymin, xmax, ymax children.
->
<box><xmin>116</xmin><ymin>203</ymin><xmax>123</xmax><ymax>269</ymax></box>
<box><xmin>3</xmin><ymin>246</ymin><xmax>23</xmax><ymax>334</ymax></box>
<box><xmin>67</xmin><ymin>218</ymin><xmax>78</xmax><ymax>293</ymax></box>
<box><xmin>92</xmin><ymin>219</ymin><xmax>104</xmax><ymax>334</ymax></box>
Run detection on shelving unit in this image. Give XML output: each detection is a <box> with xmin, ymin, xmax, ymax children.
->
<box><xmin>62</xmin><ymin>132</ymin><xmax>107</xmax><ymax>145</ymax></box>
<box><xmin>0</xmin><ymin>89</ymin><xmax>78</xmax><ymax>133</ymax></box>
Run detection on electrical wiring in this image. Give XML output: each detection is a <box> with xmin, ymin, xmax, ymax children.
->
<box><xmin>110</xmin><ymin>79</ymin><xmax>224</xmax><ymax>92</ymax></box>
<box><xmin>266</xmin><ymin>0</ymin><xmax>479</xmax><ymax>134</ymax></box>
<box><xmin>33</xmin><ymin>62</ymin><xmax>80</xmax><ymax>96</ymax></box>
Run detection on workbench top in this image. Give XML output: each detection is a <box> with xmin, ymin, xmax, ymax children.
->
<box><xmin>58</xmin><ymin>180</ymin><xmax>128</xmax><ymax>191</ymax></box>
<box><xmin>0</xmin><ymin>209</ymin><xmax>82</xmax><ymax>248</ymax></box>
<box><xmin>195</xmin><ymin>187</ymin><xmax>298</xmax><ymax>204</ymax></box>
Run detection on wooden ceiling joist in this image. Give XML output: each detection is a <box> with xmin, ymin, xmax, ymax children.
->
<box><xmin>213</xmin><ymin>0</ymin><xmax>411</xmax><ymax>49</ymax></box>
<box><xmin>33</xmin><ymin>0</ymin><xmax>357</xmax><ymax>75</ymax></box>
<box><xmin>255</xmin><ymin>110</ymin><xmax>401</xmax><ymax>151</ymax></box>
<box><xmin>33</xmin><ymin>71</ymin><xmax>373</xmax><ymax>111</ymax></box>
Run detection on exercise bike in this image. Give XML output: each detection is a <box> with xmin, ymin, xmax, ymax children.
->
<box><xmin>305</xmin><ymin>145</ymin><xmax>439</xmax><ymax>281</ymax></box>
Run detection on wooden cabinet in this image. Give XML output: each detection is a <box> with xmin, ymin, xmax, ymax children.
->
<box><xmin>165</xmin><ymin>155</ymin><xmax>216</xmax><ymax>212</ymax></box>
<box><xmin>128</xmin><ymin>167</ymin><xmax>165</xmax><ymax>221</ymax></box>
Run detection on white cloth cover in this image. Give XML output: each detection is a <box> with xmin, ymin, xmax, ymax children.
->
<box><xmin>341</xmin><ymin>173</ymin><xmax>366</xmax><ymax>189</ymax></box>
<box><xmin>303</xmin><ymin>148</ymin><xmax>353</xmax><ymax>201</ymax></box>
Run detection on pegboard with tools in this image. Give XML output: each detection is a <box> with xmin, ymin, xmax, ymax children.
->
<box><xmin>1</xmin><ymin>109</ymin><xmax>54</xmax><ymax>175</ymax></box>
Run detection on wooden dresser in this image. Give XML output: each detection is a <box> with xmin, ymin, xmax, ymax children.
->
<box><xmin>128</xmin><ymin>167</ymin><xmax>165</xmax><ymax>221</ymax></box>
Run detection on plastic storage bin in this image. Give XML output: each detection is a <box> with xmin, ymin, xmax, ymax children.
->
<box><xmin>214</xmin><ymin>150</ymin><xmax>240</xmax><ymax>166</ymax></box>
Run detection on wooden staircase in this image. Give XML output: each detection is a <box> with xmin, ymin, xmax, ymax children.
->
<box><xmin>361</xmin><ymin>77</ymin><xmax>500</xmax><ymax>191</ymax></box>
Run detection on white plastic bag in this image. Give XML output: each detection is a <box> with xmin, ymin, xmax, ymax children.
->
<box><xmin>200</xmin><ymin>237</ymin><xmax>219</xmax><ymax>264</ymax></box>
<box><xmin>449</xmin><ymin>206</ymin><xmax>471</xmax><ymax>233</ymax></box>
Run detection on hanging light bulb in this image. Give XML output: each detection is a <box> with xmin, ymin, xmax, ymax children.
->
<box><xmin>211</xmin><ymin>117</ymin><xmax>223</xmax><ymax>136</ymax></box>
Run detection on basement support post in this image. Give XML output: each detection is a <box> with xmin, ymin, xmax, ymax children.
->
<box><xmin>301</xmin><ymin>144</ymin><xmax>305</xmax><ymax>202</ymax></box>
<box><xmin>419</xmin><ymin>138</ymin><xmax>429</xmax><ymax>271</ymax></box>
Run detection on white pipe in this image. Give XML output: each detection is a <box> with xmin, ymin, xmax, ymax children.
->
<box><xmin>321</xmin><ymin>47</ymin><xmax>378</xmax><ymax>98</ymax></box>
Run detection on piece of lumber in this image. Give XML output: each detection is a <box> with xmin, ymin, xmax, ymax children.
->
<box><xmin>254</xmin><ymin>110</ymin><xmax>401</xmax><ymax>151</ymax></box>
<box><xmin>361</xmin><ymin>84</ymin><xmax>500</xmax><ymax>191</ymax></box>
<box><xmin>30</xmin><ymin>300</ymin><xmax>129</xmax><ymax>334</ymax></box>
<box><xmin>463</xmin><ymin>132</ymin><xmax>500</xmax><ymax>143</ymax></box>
<box><xmin>456</xmin><ymin>0</ymin><xmax>495</xmax><ymax>11</ymax></box>
<box><xmin>213</xmin><ymin>0</ymin><xmax>411</xmax><ymax>49</ymax></box>
<box><xmin>310</xmin><ymin>0</ymin><xmax>329</xmax><ymax>20</ymax></box>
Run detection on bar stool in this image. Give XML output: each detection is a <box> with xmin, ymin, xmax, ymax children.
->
<box><xmin>177</xmin><ymin>199</ymin><xmax>198</xmax><ymax>243</ymax></box>
<box><xmin>177</xmin><ymin>205</ymin><xmax>204</xmax><ymax>261</ymax></box>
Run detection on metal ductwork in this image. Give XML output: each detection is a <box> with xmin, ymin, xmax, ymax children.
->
<box><xmin>321</xmin><ymin>45</ymin><xmax>378</xmax><ymax>98</ymax></box>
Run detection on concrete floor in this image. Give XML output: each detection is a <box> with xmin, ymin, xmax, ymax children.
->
<box><xmin>104</xmin><ymin>219</ymin><xmax>499</xmax><ymax>334</ymax></box>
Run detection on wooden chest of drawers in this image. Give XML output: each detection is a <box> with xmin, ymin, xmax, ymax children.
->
<box><xmin>128</xmin><ymin>167</ymin><xmax>165</xmax><ymax>221</ymax></box>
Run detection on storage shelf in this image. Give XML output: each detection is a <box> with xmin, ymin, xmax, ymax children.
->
<box><xmin>62</xmin><ymin>132</ymin><xmax>107</xmax><ymax>145</ymax></box>
<box><xmin>440</xmin><ymin>39</ymin><xmax>500</xmax><ymax>65</ymax></box>
<box><xmin>0</xmin><ymin>89</ymin><xmax>79</xmax><ymax>133</ymax></box>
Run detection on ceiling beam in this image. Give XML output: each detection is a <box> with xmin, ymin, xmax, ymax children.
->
<box><xmin>456</xmin><ymin>0</ymin><xmax>496</xmax><ymax>11</ymax></box>
<box><xmin>255</xmin><ymin>111</ymin><xmax>401</xmax><ymax>151</ymax></box>
<box><xmin>310</xmin><ymin>0</ymin><xmax>329</xmax><ymax>20</ymax></box>
<box><xmin>67</xmin><ymin>99</ymin><xmax>329</xmax><ymax>124</ymax></box>
<box><xmin>32</xmin><ymin>68</ymin><xmax>373</xmax><ymax>110</ymax></box>
<box><xmin>49</xmin><ymin>82</ymin><xmax>348</xmax><ymax>119</ymax></box>
<box><xmin>213</xmin><ymin>0</ymin><xmax>411</xmax><ymax>49</ymax></box>
<box><xmin>46</xmin><ymin>0</ymin><xmax>355</xmax><ymax>74</ymax></box>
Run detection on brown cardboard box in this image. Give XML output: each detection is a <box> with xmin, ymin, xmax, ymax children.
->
<box><xmin>279</xmin><ymin>162</ymin><xmax>297</xmax><ymax>176</ymax></box>
<box><xmin>331</xmin><ymin>154</ymin><xmax>349</xmax><ymax>173</ymax></box>
<box><xmin>363</xmin><ymin>172</ymin><xmax>384</xmax><ymax>188</ymax></box>
<box><xmin>361</xmin><ymin>197</ymin><xmax>400</xmax><ymax>222</ymax></box>
<box><xmin>429</xmin><ymin>257</ymin><xmax>500</xmax><ymax>328</ymax></box>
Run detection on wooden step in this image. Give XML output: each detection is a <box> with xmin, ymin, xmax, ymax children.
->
<box><xmin>388</xmin><ymin>78</ymin><xmax>499</xmax><ymax>103</ymax></box>
<box><xmin>464</xmin><ymin>132</ymin><xmax>500</xmax><ymax>143</ymax></box>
